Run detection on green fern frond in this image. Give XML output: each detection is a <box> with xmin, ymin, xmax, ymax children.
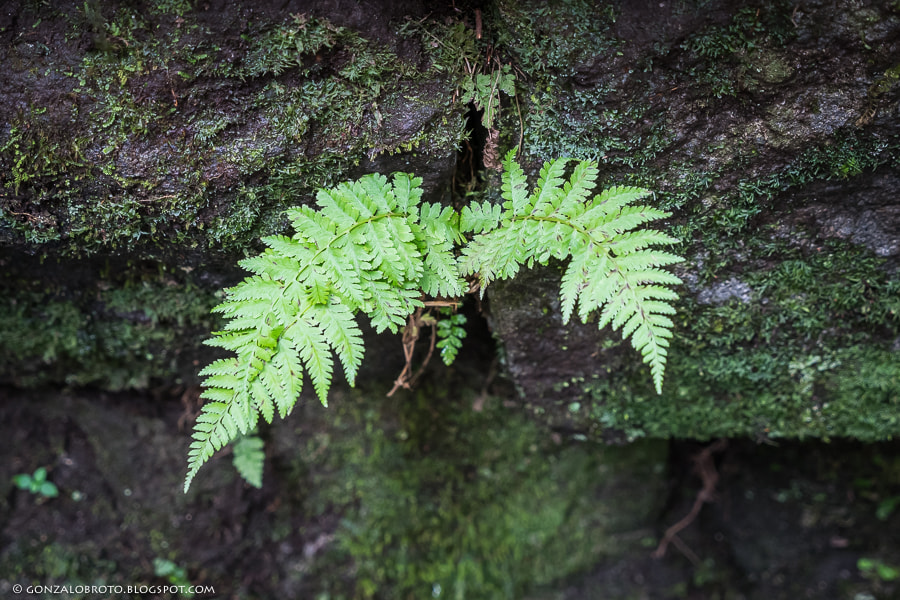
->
<box><xmin>436</xmin><ymin>312</ymin><xmax>467</xmax><ymax>366</ymax></box>
<box><xmin>554</xmin><ymin>159</ymin><xmax>598</xmax><ymax>219</ymax></box>
<box><xmin>185</xmin><ymin>389</ymin><xmax>257</xmax><ymax>492</ymax></box>
<box><xmin>460</xmin><ymin>200</ymin><xmax>503</xmax><ymax>234</ymax></box>
<box><xmin>529</xmin><ymin>157</ymin><xmax>568</xmax><ymax>216</ymax></box>
<box><xmin>416</xmin><ymin>202</ymin><xmax>466</xmax><ymax>297</ymax></box>
<box><xmin>461</xmin><ymin>155</ymin><xmax>683</xmax><ymax>395</ymax></box>
<box><xmin>578</xmin><ymin>185</ymin><xmax>648</xmax><ymax>222</ymax></box>
<box><xmin>500</xmin><ymin>149</ymin><xmax>531</xmax><ymax>217</ymax></box>
<box><xmin>308</xmin><ymin>300</ymin><xmax>365</xmax><ymax>385</ymax></box>
<box><xmin>286</xmin><ymin>318</ymin><xmax>334</xmax><ymax>406</ymax></box>
<box><xmin>185</xmin><ymin>171</ymin><xmax>462</xmax><ymax>492</ymax></box>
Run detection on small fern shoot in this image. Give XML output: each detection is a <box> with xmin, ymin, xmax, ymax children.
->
<box><xmin>436</xmin><ymin>311</ymin><xmax>467</xmax><ymax>366</ymax></box>
<box><xmin>185</xmin><ymin>173</ymin><xmax>465</xmax><ymax>492</ymax></box>
<box><xmin>461</xmin><ymin>150</ymin><xmax>683</xmax><ymax>394</ymax></box>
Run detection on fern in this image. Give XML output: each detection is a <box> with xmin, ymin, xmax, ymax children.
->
<box><xmin>460</xmin><ymin>150</ymin><xmax>683</xmax><ymax>394</ymax></box>
<box><xmin>436</xmin><ymin>311</ymin><xmax>468</xmax><ymax>366</ymax></box>
<box><xmin>185</xmin><ymin>155</ymin><xmax>682</xmax><ymax>491</ymax></box>
<box><xmin>184</xmin><ymin>173</ymin><xmax>465</xmax><ymax>492</ymax></box>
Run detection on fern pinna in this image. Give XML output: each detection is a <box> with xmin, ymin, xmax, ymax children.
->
<box><xmin>460</xmin><ymin>150</ymin><xmax>683</xmax><ymax>394</ymax></box>
<box><xmin>185</xmin><ymin>154</ymin><xmax>682</xmax><ymax>491</ymax></box>
<box><xmin>185</xmin><ymin>173</ymin><xmax>465</xmax><ymax>491</ymax></box>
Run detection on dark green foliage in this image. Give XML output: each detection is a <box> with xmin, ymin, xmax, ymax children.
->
<box><xmin>681</xmin><ymin>5</ymin><xmax>796</xmax><ymax>60</ymax></box>
<box><xmin>436</xmin><ymin>311</ymin><xmax>467</xmax><ymax>366</ymax></box>
<box><xmin>302</xmin><ymin>385</ymin><xmax>666</xmax><ymax>599</ymax></box>
<box><xmin>185</xmin><ymin>156</ymin><xmax>683</xmax><ymax>490</ymax></box>
<box><xmin>0</xmin><ymin>266</ymin><xmax>218</xmax><ymax>389</ymax></box>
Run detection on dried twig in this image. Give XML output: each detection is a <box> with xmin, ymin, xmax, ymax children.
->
<box><xmin>653</xmin><ymin>439</ymin><xmax>728</xmax><ymax>560</ymax></box>
<box><xmin>387</xmin><ymin>309</ymin><xmax>423</xmax><ymax>396</ymax></box>
<box><xmin>387</xmin><ymin>301</ymin><xmax>461</xmax><ymax>396</ymax></box>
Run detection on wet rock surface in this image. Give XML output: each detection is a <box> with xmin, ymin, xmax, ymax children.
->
<box><xmin>0</xmin><ymin>0</ymin><xmax>463</xmax><ymax>389</ymax></box>
<box><xmin>3</xmin><ymin>386</ymin><xmax>900</xmax><ymax>599</ymax></box>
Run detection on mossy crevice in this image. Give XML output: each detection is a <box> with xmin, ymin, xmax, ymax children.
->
<box><xmin>0</xmin><ymin>254</ymin><xmax>221</xmax><ymax>388</ymax></box>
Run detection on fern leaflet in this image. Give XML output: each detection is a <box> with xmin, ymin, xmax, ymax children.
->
<box><xmin>233</xmin><ymin>434</ymin><xmax>265</xmax><ymax>489</ymax></box>
<box><xmin>436</xmin><ymin>311</ymin><xmax>468</xmax><ymax>366</ymax></box>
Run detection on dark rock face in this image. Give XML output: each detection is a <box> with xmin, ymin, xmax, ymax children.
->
<box><xmin>0</xmin><ymin>0</ymin><xmax>896</xmax><ymax>433</ymax></box>
<box><xmin>486</xmin><ymin>0</ymin><xmax>900</xmax><ymax>441</ymax></box>
<box><xmin>784</xmin><ymin>170</ymin><xmax>900</xmax><ymax>261</ymax></box>
<box><xmin>0</xmin><ymin>0</ymin><xmax>463</xmax><ymax>254</ymax></box>
<box><xmin>5</xmin><ymin>386</ymin><xmax>900</xmax><ymax>600</ymax></box>
<box><xmin>0</xmin><ymin>0</ymin><xmax>896</xmax><ymax>428</ymax></box>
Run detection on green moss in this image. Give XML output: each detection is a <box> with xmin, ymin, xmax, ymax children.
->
<box><xmin>589</xmin><ymin>342</ymin><xmax>898</xmax><ymax>441</ymax></box>
<box><xmin>1</xmin><ymin>8</ymin><xmax>467</xmax><ymax>257</ymax></box>
<box><xmin>682</xmin><ymin>5</ymin><xmax>795</xmax><ymax>59</ymax></box>
<box><xmin>490</xmin><ymin>0</ymin><xmax>630</xmax><ymax>163</ymax></box>
<box><xmin>0</xmin><ymin>542</ymin><xmax>120</xmax><ymax>589</ymax></box>
<box><xmin>491</xmin><ymin>2</ymin><xmax>797</xmax><ymax>164</ymax></box>
<box><xmin>583</xmin><ymin>237</ymin><xmax>899</xmax><ymax>441</ymax></box>
<box><xmin>296</xmin><ymin>383</ymin><xmax>666</xmax><ymax>599</ymax></box>
<box><xmin>743</xmin><ymin>48</ymin><xmax>794</xmax><ymax>85</ymax></box>
<box><xmin>667</xmin><ymin>133</ymin><xmax>896</xmax><ymax>247</ymax></box>
<box><xmin>676</xmin><ymin>3</ymin><xmax>796</xmax><ymax>98</ymax></box>
<box><xmin>0</xmin><ymin>263</ymin><xmax>218</xmax><ymax>388</ymax></box>
<box><xmin>525</xmin><ymin>88</ymin><xmax>671</xmax><ymax>166</ymax></box>
<box><xmin>0</xmin><ymin>534</ymin><xmax>199</xmax><ymax>599</ymax></box>
<box><xmin>494</xmin><ymin>0</ymin><xmax>619</xmax><ymax>76</ymax></box>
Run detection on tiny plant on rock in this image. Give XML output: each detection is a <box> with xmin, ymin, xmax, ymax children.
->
<box><xmin>185</xmin><ymin>151</ymin><xmax>683</xmax><ymax>491</ymax></box>
<box><xmin>12</xmin><ymin>467</ymin><xmax>59</xmax><ymax>499</ymax></box>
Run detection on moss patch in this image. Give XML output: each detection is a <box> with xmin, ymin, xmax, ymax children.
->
<box><xmin>0</xmin><ymin>4</ymin><xmax>467</xmax><ymax>256</ymax></box>
<box><xmin>0</xmin><ymin>257</ymin><xmax>219</xmax><ymax>388</ymax></box>
<box><xmin>279</xmin><ymin>382</ymin><xmax>667</xmax><ymax>599</ymax></box>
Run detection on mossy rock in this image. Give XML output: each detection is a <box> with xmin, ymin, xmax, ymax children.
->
<box><xmin>484</xmin><ymin>1</ymin><xmax>900</xmax><ymax>441</ymax></box>
<box><xmin>0</xmin><ymin>1</ymin><xmax>468</xmax><ymax>388</ymax></box>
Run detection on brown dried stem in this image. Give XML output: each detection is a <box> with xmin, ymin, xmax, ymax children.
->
<box><xmin>652</xmin><ymin>439</ymin><xmax>728</xmax><ymax>560</ymax></box>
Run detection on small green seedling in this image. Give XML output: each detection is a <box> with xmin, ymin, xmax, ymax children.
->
<box><xmin>858</xmin><ymin>557</ymin><xmax>900</xmax><ymax>583</ymax></box>
<box><xmin>153</xmin><ymin>558</ymin><xmax>194</xmax><ymax>598</ymax></box>
<box><xmin>12</xmin><ymin>467</ymin><xmax>59</xmax><ymax>499</ymax></box>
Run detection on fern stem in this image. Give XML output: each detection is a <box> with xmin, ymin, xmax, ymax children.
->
<box><xmin>511</xmin><ymin>214</ymin><xmax>606</xmax><ymax>243</ymax></box>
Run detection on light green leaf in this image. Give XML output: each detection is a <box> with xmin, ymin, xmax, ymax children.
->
<box><xmin>233</xmin><ymin>435</ymin><xmax>265</xmax><ymax>489</ymax></box>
